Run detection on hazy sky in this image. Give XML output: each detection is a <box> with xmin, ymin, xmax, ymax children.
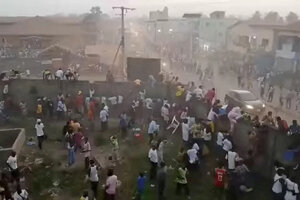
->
<box><xmin>0</xmin><ymin>0</ymin><xmax>299</xmax><ymax>18</ymax></box>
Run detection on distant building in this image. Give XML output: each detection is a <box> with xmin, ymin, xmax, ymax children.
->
<box><xmin>210</xmin><ymin>11</ymin><xmax>225</xmax><ymax>19</ymax></box>
<box><xmin>226</xmin><ymin>21</ymin><xmax>281</xmax><ymax>54</ymax></box>
<box><xmin>273</xmin><ymin>21</ymin><xmax>300</xmax><ymax>71</ymax></box>
<box><xmin>149</xmin><ymin>7</ymin><xmax>168</xmax><ymax>21</ymax></box>
<box><xmin>0</xmin><ymin>16</ymin><xmax>97</xmax><ymax>50</ymax></box>
<box><xmin>198</xmin><ymin>11</ymin><xmax>237</xmax><ymax>49</ymax></box>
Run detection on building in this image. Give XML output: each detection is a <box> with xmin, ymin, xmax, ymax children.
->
<box><xmin>0</xmin><ymin>16</ymin><xmax>97</xmax><ymax>50</ymax></box>
<box><xmin>198</xmin><ymin>11</ymin><xmax>237</xmax><ymax>49</ymax></box>
<box><xmin>226</xmin><ymin>21</ymin><xmax>282</xmax><ymax>54</ymax></box>
<box><xmin>273</xmin><ymin>21</ymin><xmax>300</xmax><ymax>71</ymax></box>
<box><xmin>149</xmin><ymin>7</ymin><xmax>168</xmax><ymax>21</ymax></box>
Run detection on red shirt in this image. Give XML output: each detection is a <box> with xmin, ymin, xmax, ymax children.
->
<box><xmin>215</xmin><ymin>168</ymin><xmax>226</xmax><ymax>188</ymax></box>
<box><xmin>75</xmin><ymin>95</ymin><xmax>84</xmax><ymax>107</ymax></box>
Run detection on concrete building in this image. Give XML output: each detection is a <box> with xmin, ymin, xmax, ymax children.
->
<box><xmin>227</xmin><ymin>21</ymin><xmax>282</xmax><ymax>54</ymax></box>
<box><xmin>273</xmin><ymin>21</ymin><xmax>300</xmax><ymax>71</ymax></box>
<box><xmin>198</xmin><ymin>11</ymin><xmax>237</xmax><ymax>49</ymax></box>
<box><xmin>149</xmin><ymin>7</ymin><xmax>168</xmax><ymax>21</ymax></box>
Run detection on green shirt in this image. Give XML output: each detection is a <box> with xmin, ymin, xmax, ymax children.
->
<box><xmin>176</xmin><ymin>167</ymin><xmax>187</xmax><ymax>184</ymax></box>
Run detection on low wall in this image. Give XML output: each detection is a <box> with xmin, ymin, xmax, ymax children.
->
<box><xmin>233</xmin><ymin>121</ymin><xmax>300</xmax><ymax>178</ymax></box>
<box><xmin>1</xmin><ymin>79</ymin><xmax>170</xmax><ymax>112</ymax></box>
<box><xmin>0</xmin><ymin>128</ymin><xmax>25</xmax><ymax>168</ymax></box>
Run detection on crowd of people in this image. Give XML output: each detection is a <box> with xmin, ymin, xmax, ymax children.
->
<box><xmin>0</xmin><ymin>67</ymin><xmax>300</xmax><ymax>200</ymax></box>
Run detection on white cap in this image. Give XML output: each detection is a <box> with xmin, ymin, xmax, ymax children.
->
<box><xmin>37</xmin><ymin>119</ymin><xmax>41</xmax><ymax>123</ymax></box>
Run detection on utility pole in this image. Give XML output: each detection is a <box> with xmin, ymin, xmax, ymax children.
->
<box><xmin>112</xmin><ymin>6</ymin><xmax>135</xmax><ymax>78</ymax></box>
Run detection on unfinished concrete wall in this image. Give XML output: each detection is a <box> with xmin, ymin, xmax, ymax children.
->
<box><xmin>0</xmin><ymin>128</ymin><xmax>25</xmax><ymax>168</ymax></box>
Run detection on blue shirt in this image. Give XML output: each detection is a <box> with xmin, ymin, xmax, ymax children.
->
<box><xmin>137</xmin><ymin>176</ymin><xmax>146</xmax><ymax>193</ymax></box>
<box><xmin>148</xmin><ymin>120</ymin><xmax>158</xmax><ymax>134</ymax></box>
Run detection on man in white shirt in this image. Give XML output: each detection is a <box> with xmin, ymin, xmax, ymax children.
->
<box><xmin>88</xmin><ymin>159</ymin><xmax>99</xmax><ymax>199</ymax></box>
<box><xmin>148</xmin><ymin>146</ymin><xmax>158</xmax><ymax>186</ymax></box>
<box><xmin>225</xmin><ymin>150</ymin><xmax>239</xmax><ymax>170</ymax></box>
<box><xmin>55</xmin><ymin>68</ymin><xmax>64</xmax><ymax>80</ymax></box>
<box><xmin>187</xmin><ymin>145</ymin><xmax>199</xmax><ymax>169</ymax></box>
<box><xmin>35</xmin><ymin>119</ymin><xmax>45</xmax><ymax>150</ymax></box>
<box><xmin>82</xmin><ymin>137</ymin><xmax>91</xmax><ymax>169</ymax></box>
<box><xmin>161</xmin><ymin>104</ymin><xmax>170</xmax><ymax>124</ymax></box>
<box><xmin>222</xmin><ymin>137</ymin><xmax>232</xmax><ymax>153</ymax></box>
<box><xmin>7</xmin><ymin>151</ymin><xmax>19</xmax><ymax>182</ymax></box>
<box><xmin>182</xmin><ymin>119</ymin><xmax>190</xmax><ymax>143</ymax></box>
<box><xmin>148</xmin><ymin>119</ymin><xmax>159</xmax><ymax>143</ymax></box>
<box><xmin>272</xmin><ymin>168</ymin><xmax>286</xmax><ymax>200</ymax></box>
<box><xmin>13</xmin><ymin>185</ymin><xmax>28</xmax><ymax>200</ymax></box>
<box><xmin>194</xmin><ymin>85</ymin><xmax>203</xmax><ymax>100</ymax></box>
<box><xmin>105</xmin><ymin>169</ymin><xmax>118</xmax><ymax>199</ymax></box>
<box><xmin>100</xmin><ymin>107</ymin><xmax>109</xmax><ymax>132</ymax></box>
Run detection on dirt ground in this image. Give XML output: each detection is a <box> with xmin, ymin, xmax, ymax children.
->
<box><xmin>1</xmin><ymin>115</ymin><xmax>299</xmax><ymax>200</ymax></box>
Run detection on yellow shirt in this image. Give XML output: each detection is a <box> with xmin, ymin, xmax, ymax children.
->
<box><xmin>36</xmin><ymin>104</ymin><xmax>42</xmax><ymax>114</ymax></box>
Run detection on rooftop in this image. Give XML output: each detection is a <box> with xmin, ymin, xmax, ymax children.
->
<box><xmin>182</xmin><ymin>13</ymin><xmax>202</xmax><ymax>18</ymax></box>
<box><xmin>0</xmin><ymin>16</ymin><xmax>90</xmax><ymax>36</ymax></box>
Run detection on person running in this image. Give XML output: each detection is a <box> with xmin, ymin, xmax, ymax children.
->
<box><xmin>215</xmin><ymin>162</ymin><xmax>227</xmax><ymax>199</ymax></box>
<box><xmin>175</xmin><ymin>165</ymin><xmax>190</xmax><ymax>199</ymax></box>
<box><xmin>135</xmin><ymin>172</ymin><xmax>146</xmax><ymax>200</ymax></box>
<box><xmin>157</xmin><ymin>139</ymin><xmax>167</xmax><ymax>166</ymax></box>
<box><xmin>13</xmin><ymin>184</ymin><xmax>28</xmax><ymax>200</ymax></box>
<box><xmin>267</xmin><ymin>85</ymin><xmax>275</xmax><ymax>102</ymax></box>
<box><xmin>82</xmin><ymin>137</ymin><xmax>91</xmax><ymax>170</ymax></box>
<box><xmin>148</xmin><ymin>146</ymin><xmax>158</xmax><ymax>187</ymax></box>
<box><xmin>6</xmin><ymin>151</ymin><xmax>19</xmax><ymax>183</ymax></box>
<box><xmin>284</xmin><ymin>176</ymin><xmax>299</xmax><ymax>200</ymax></box>
<box><xmin>225</xmin><ymin>149</ymin><xmax>240</xmax><ymax>172</ymax></box>
<box><xmin>100</xmin><ymin>106</ymin><xmax>109</xmax><ymax>132</ymax></box>
<box><xmin>88</xmin><ymin>160</ymin><xmax>99</xmax><ymax>200</ymax></box>
<box><xmin>105</xmin><ymin>169</ymin><xmax>118</xmax><ymax>200</ymax></box>
<box><xmin>272</xmin><ymin>168</ymin><xmax>286</xmax><ymax>200</ymax></box>
<box><xmin>148</xmin><ymin>118</ymin><xmax>159</xmax><ymax>144</ymax></box>
<box><xmin>35</xmin><ymin>119</ymin><xmax>45</xmax><ymax>150</ymax></box>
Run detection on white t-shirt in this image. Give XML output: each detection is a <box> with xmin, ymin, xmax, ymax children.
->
<box><xmin>55</xmin><ymin>70</ymin><xmax>64</xmax><ymax>79</ymax></box>
<box><xmin>7</xmin><ymin>156</ymin><xmax>17</xmax><ymax>170</ymax></box>
<box><xmin>285</xmin><ymin>178</ymin><xmax>299</xmax><ymax>200</ymax></box>
<box><xmin>192</xmin><ymin>143</ymin><xmax>200</xmax><ymax>151</ymax></box>
<box><xmin>222</xmin><ymin>139</ymin><xmax>232</xmax><ymax>152</ymax></box>
<box><xmin>118</xmin><ymin>95</ymin><xmax>123</xmax><ymax>104</ymax></box>
<box><xmin>35</xmin><ymin>123</ymin><xmax>44</xmax><ymax>137</ymax></box>
<box><xmin>272</xmin><ymin>174</ymin><xmax>284</xmax><ymax>193</ymax></box>
<box><xmin>89</xmin><ymin>89</ymin><xmax>95</xmax><ymax>98</ymax></box>
<box><xmin>83</xmin><ymin>142</ymin><xmax>91</xmax><ymax>158</ymax></box>
<box><xmin>207</xmin><ymin>109</ymin><xmax>217</xmax><ymax>121</ymax></box>
<box><xmin>13</xmin><ymin>190</ymin><xmax>28</xmax><ymax>200</ymax></box>
<box><xmin>145</xmin><ymin>98</ymin><xmax>153</xmax><ymax>109</ymax></box>
<box><xmin>203</xmin><ymin>129</ymin><xmax>212</xmax><ymax>141</ymax></box>
<box><xmin>89</xmin><ymin>165</ymin><xmax>99</xmax><ymax>182</ymax></box>
<box><xmin>100</xmin><ymin>109</ymin><xmax>108</xmax><ymax>122</ymax></box>
<box><xmin>182</xmin><ymin>123</ymin><xmax>190</xmax><ymax>142</ymax></box>
<box><xmin>148</xmin><ymin>149</ymin><xmax>158</xmax><ymax>163</ymax></box>
<box><xmin>187</xmin><ymin>148</ymin><xmax>198</xmax><ymax>164</ymax></box>
<box><xmin>226</xmin><ymin>151</ymin><xmax>237</xmax><ymax>170</ymax></box>
<box><xmin>185</xmin><ymin>92</ymin><xmax>192</xmax><ymax>102</ymax></box>
<box><xmin>216</xmin><ymin>132</ymin><xmax>224</xmax><ymax>146</ymax></box>
<box><xmin>161</xmin><ymin>106</ymin><xmax>169</xmax><ymax>121</ymax></box>
<box><xmin>194</xmin><ymin>87</ymin><xmax>203</xmax><ymax>98</ymax></box>
<box><xmin>106</xmin><ymin>175</ymin><xmax>118</xmax><ymax>195</ymax></box>
<box><xmin>108</xmin><ymin>97</ymin><xmax>117</xmax><ymax>105</ymax></box>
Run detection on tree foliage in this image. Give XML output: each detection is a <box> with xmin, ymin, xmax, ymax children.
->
<box><xmin>264</xmin><ymin>11</ymin><xmax>280</xmax><ymax>23</ymax></box>
<box><xmin>286</xmin><ymin>12</ymin><xmax>298</xmax><ymax>23</ymax></box>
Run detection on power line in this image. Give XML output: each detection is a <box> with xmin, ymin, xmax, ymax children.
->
<box><xmin>112</xmin><ymin>6</ymin><xmax>135</xmax><ymax>78</ymax></box>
